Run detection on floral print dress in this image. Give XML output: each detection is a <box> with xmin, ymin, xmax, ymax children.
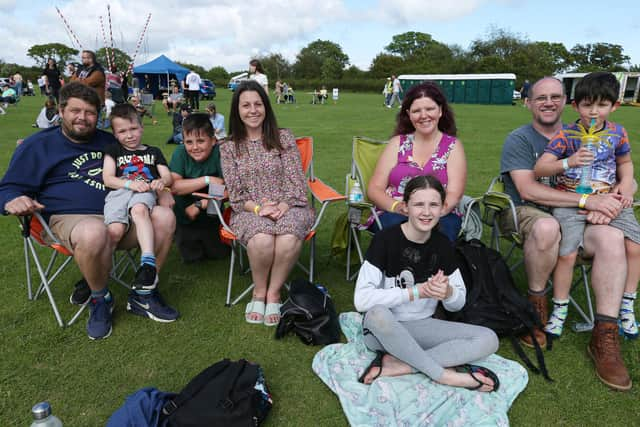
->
<box><xmin>220</xmin><ymin>128</ymin><xmax>315</xmax><ymax>245</ymax></box>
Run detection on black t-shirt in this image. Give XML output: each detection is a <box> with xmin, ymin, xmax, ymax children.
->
<box><xmin>104</xmin><ymin>143</ymin><xmax>167</xmax><ymax>182</ymax></box>
<box><xmin>365</xmin><ymin>224</ymin><xmax>458</xmax><ymax>288</ymax></box>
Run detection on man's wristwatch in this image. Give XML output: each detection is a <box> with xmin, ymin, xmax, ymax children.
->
<box><xmin>194</xmin><ymin>200</ymin><xmax>204</xmax><ymax>210</ymax></box>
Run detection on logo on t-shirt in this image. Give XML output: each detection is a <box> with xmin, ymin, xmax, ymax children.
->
<box><xmin>120</xmin><ymin>155</ymin><xmax>155</xmax><ymax>181</ymax></box>
<box><xmin>67</xmin><ymin>151</ymin><xmax>105</xmax><ymax>190</ymax></box>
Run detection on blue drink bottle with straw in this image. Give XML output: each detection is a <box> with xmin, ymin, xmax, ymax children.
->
<box><xmin>576</xmin><ymin>119</ymin><xmax>598</xmax><ymax>195</ymax></box>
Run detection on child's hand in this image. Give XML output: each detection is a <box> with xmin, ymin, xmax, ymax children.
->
<box><xmin>149</xmin><ymin>179</ymin><xmax>165</xmax><ymax>192</ymax></box>
<box><xmin>612</xmin><ymin>181</ymin><xmax>635</xmax><ymax>208</ymax></box>
<box><xmin>419</xmin><ymin>270</ymin><xmax>449</xmax><ymax>300</ymax></box>
<box><xmin>568</xmin><ymin>146</ymin><xmax>595</xmax><ymax>168</ymax></box>
<box><xmin>128</xmin><ymin>180</ymin><xmax>150</xmax><ymax>192</ymax></box>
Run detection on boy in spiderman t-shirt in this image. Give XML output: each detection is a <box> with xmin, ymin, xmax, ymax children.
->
<box><xmin>103</xmin><ymin>103</ymin><xmax>178</xmax><ymax>322</ymax></box>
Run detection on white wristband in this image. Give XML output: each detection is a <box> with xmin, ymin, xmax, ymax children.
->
<box><xmin>562</xmin><ymin>158</ymin><xmax>570</xmax><ymax>171</ymax></box>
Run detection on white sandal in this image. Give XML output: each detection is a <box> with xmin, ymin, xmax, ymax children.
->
<box><xmin>245</xmin><ymin>300</ymin><xmax>265</xmax><ymax>324</ymax></box>
<box><xmin>264</xmin><ymin>302</ymin><xmax>282</xmax><ymax>327</ymax></box>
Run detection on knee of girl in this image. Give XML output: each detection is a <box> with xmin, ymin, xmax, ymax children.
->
<box><xmin>365</xmin><ymin>306</ymin><xmax>394</xmax><ymax>335</ymax></box>
<box><xmin>485</xmin><ymin>329</ymin><xmax>500</xmax><ymax>354</ymax></box>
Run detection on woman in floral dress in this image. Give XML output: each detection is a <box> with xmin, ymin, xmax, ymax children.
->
<box><xmin>221</xmin><ymin>80</ymin><xmax>314</xmax><ymax>326</ymax></box>
<box><xmin>367</xmin><ymin>82</ymin><xmax>467</xmax><ymax>241</ymax></box>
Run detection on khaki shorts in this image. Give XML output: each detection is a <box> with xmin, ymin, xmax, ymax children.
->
<box><xmin>48</xmin><ymin>214</ymin><xmax>140</xmax><ymax>252</ymax></box>
<box><xmin>498</xmin><ymin>205</ymin><xmax>553</xmax><ymax>242</ymax></box>
<box><xmin>48</xmin><ymin>214</ymin><xmax>105</xmax><ymax>251</ymax></box>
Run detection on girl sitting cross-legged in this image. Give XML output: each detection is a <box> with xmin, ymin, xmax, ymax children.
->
<box><xmin>354</xmin><ymin>175</ymin><xmax>500</xmax><ymax>391</ymax></box>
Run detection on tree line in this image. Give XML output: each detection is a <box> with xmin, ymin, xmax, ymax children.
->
<box><xmin>4</xmin><ymin>27</ymin><xmax>637</xmax><ymax>92</ymax></box>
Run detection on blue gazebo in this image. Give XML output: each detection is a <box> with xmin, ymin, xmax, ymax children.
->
<box><xmin>133</xmin><ymin>55</ymin><xmax>189</xmax><ymax>98</ymax></box>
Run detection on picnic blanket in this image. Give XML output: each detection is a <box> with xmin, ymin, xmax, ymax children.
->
<box><xmin>312</xmin><ymin>312</ymin><xmax>528</xmax><ymax>426</ymax></box>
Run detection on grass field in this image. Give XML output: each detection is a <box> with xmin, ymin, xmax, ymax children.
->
<box><xmin>1</xmin><ymin>91</ymin><xmax>639</xmax><ymax>426</ymax></box>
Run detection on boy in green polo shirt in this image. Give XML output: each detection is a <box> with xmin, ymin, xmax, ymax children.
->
<box><xmin>169</xmin><ymin>113</ymin><xmax>229</xmax><ymax>262</ymax></box>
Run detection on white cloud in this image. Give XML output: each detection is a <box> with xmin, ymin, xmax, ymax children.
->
<box><xmin>370</xmin><ymin>0</ymin><xmax>485</xmax><ymax>25</ymax></box>
<box><xmin>0</xmin><ymin>0</ymin><xmax>347</xmax><ymax>71</ymax></box>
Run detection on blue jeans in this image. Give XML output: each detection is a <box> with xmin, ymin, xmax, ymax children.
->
<box><xmin>370</xmin><ymin>212</ymin><xmax>461</xmax><ymax>242</ymax></box>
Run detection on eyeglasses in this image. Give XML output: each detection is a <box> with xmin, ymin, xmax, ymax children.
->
<box><xmin>532</xmin><ymin>94</ymin><xmax>564</xmax><ymax>105</ymax></box>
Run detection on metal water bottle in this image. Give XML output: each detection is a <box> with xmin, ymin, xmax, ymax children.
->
<box><xmin>30</xmin><ymin>402</ymin><xmax>63</xmax><ymax>427</ymax></box>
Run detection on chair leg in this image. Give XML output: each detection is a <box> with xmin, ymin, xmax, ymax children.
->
<box><xmin>309</xmin><ymin>235</ymin><xmax>315</xmax><ymax>283</ymax></box>
<box><xmin>346</xmin><ymin>224</ymin><xmax>353</xmax><ymax>280</ymax></box>
<box><xmin>24</xmin><ymin>238</ymin><xmax>33</xmax><ymax>300</ymax></box>
<box><xmin>349</xmin><ymin>227</ymin><xmax>365</xmax><ymax>281</ymax></box>
<box><xmin>225</xmin><ymin>244</ymin><xmax>237</xmax><ymax>307</ymax></box>
<box><xmin>27</xmin><ymin>240</ymin><xmax>65</xmax><ymax>328</ymax></box>
<box><xmin>570</xmin><ymin>264</ymin><xmax>595</xmax><ymax>332</ymax></box>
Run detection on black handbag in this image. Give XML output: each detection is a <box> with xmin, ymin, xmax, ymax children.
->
<box><xmin>275</xmin><ymin>279</ymin><xmax>341</xmax><ymax>345</ymax></box>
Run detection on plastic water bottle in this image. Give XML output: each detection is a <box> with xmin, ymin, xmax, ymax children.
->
<box><xmin>349</xmin><ymin>182</ymin><xmax>363</xmax><ymax>204</ymax></box>
<box><xmin>30</xmin><ymin>402</ymin><xmax>63</xmax><ymax>426</ymax></box>
<box><xmin>576</xmin><ymin>135</ymin><xmax>598</xmax><ymax>195</ymax></box>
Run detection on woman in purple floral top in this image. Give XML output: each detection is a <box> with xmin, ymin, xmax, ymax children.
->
<box><xmin>221</xmin><ymin>80</ymin><xmax>314</xmax><ymax>326</ymax></box>
<box><xmin>367</xmin><ymin>82</ymin><xmax>467</xmax><ymax>241</ymax></box>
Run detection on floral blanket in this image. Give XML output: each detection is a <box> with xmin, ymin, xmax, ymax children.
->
<box><xmin>312</xmin><ymin>312</ymin><xmax>528</xmax><ymax>426</ymax></box>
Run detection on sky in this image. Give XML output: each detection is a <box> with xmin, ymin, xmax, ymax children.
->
<box><xmin>1</xmin><ymin>0</ymin><xmax>638</xmax><ymax>74</ymax></box>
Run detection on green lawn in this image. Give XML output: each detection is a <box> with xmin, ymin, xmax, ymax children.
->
<box><xmin>1</xmin><ymin>91</ymin><xmax>639</xmax><ymax>426</ymax></box>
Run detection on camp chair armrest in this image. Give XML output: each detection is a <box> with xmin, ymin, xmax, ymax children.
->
<box><xmin>30</xmin><ymin>212</ymin><xmax>63</xmax><ymax>245</ymax></box>
<box><xmin>308</xmin><ymin>178</ymin><xmax>346</xmax><ymax>203</ymax></box>
<box><xmin>191</xmin><ymin>192</ymin><xmax>234</xmax><ymax>235</ymax></box>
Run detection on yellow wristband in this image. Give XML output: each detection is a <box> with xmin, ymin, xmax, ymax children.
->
<box><xmin>253</xmin><ymin>204</ymin><xmax>261</xmax><ymax>215</ymax></box>
<box><xmin>390</xmin><ymin>201</ymin><xmax>400</xmax><ymax>212</ymax></box>
<box><xmin>578</xmin><ymin>193</ymin><xmax>590</xmax><ymax>209</ymax></box>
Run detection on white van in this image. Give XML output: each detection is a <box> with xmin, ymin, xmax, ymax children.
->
<box><xmin>228</xmin><ymin>72</ymin><xmax>248</xmax><ymax>91</ymax></box>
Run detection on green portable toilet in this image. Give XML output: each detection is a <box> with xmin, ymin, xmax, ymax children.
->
<box><xmin>490</xmin><ymin>79</ymin><xmax>508</xmax><ymax>104</ymax></box>
<box><xmin>465</xmin><ymin>79</ymin><xmax>479</xmax><ymax>104</ymax></box>
<box><xmin>478</xmin><ymin>79</ymin><xmax>491</xmax><ymax>104</ymax></box>
<box><xmin>438</xmin><ymin>80</ymin><xmax>454</xmax><ymax>102</ymax></box>
<box><xmin>453</xmin><ymin>80</ymin><xmax>466</xmax><ymax>103</ymax></box>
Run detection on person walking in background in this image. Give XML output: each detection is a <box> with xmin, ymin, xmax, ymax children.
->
<box><xmin>38</xmin><ymin>75</ymin><xmax>47</xmax><ymax>96</ymax></box>
<box><xmin>43</xmin><ymin>58</ymin><xmax>62</xmax><ymax>100</ymax></box>
<box><xmin>388</xmin><ymin>75</ymin><xmax>403</xmax><ymax>108</ymax></box>
<box><xmin>249</xmin><ymin>59</ymin><xmax>269</xmax><ymax>95</ymax></box>
<box><xmin>383</xmin><ymin>77</ymin><xmax>392</xmax><ymax>107</ymax></box>
<box><xmin>185</xmin><ymin>69</ymin><xmax>201</xmax><ymax>111</ymax></box>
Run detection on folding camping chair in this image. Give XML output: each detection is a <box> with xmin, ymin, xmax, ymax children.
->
<box><xmin>344</xmin><ymin>136</ymin><xmax>388</xmax><ymax>280</ymax></box>
<box><xmin>20</xmin><ymin>212</ymin><xmax>136</xmax><ymax>328</ymax></box>
<box><xmin>473</xmin><ymin>175</ymin><xmax>595</xmax><ymax>332</ymax></box>
<box><xmin>198</xmin><ymin>136</ymin><xmax>345</xmax><ymax>306</ymax></box>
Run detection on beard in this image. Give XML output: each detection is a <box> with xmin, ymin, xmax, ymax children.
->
<box><xmin>61</xmin><ymin>120</ymin><xmax>96</xmax><ymax>142</ymax></box>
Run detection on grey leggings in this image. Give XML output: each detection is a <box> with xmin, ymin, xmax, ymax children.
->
<box><xmin>363</xmin><ymin>305</ymin><xmax>499</xmax><ymax>381</ymax></box>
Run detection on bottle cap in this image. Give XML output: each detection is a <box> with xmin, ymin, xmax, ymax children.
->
<box><xmin>32</xmin><ymin>401</ymin><xmax>52</xmax><ymax>420</ymax></box>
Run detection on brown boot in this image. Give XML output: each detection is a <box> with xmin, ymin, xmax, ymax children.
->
<box><xmin>588</xmin><ymin>320</ymin><xmax>632</xmax><ymax>391</ymax></box>
<box><xmin>520</xmin><ymin>293</ymin><xmax>548</xmax><ymax>348</ymax></box>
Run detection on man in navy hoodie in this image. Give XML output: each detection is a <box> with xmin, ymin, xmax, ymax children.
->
<box><xmin>0</xmin><ymin>82</ymin><xmax>177</xmax><ymax>340</ymax></box>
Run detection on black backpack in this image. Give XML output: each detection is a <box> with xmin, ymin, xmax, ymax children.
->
<box><xmin>161</xmin><ymin>359</ymin><xmax>272</xmax><ymax>427</ymax></box>
<box><xmin>448</xmin><ymin>239</ymin><xmax>552</xmax><ymax>381</ymax></box>
<box><xmin>275</xmin><ymin>279</ymin><xmax>341</xmax><ymax>345</ymax></box>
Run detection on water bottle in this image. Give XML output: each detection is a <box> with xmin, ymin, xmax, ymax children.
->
<box><xmin>30</xmin><ymin>402</ymin><xmax>63</xmax><ymax>427</ymax></box>
<box><xmin>575</xmin><ymin>135</ymin><xmax>598</xmax><ymax>195</ymax></box>
<box><xmin>349</xmin><ymin>182</ymin><xmax>363</xmax><ymax>204</ymax></box>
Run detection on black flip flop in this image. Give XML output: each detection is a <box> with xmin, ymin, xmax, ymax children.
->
<box><xmin>358</xmin><ymin>351</ymin><xmax>385</xmax><ymax>384</ymax></box>
<box><xmin>455</xmin><ymin>364</ymin><xmax>500</xmax><ymax>392</ymax></box>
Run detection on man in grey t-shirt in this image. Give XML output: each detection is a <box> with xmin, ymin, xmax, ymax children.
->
<box><xmin>500</xmin><ymin>77</ymin><xmax>632</xmax><ymax>391</ymax></box>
